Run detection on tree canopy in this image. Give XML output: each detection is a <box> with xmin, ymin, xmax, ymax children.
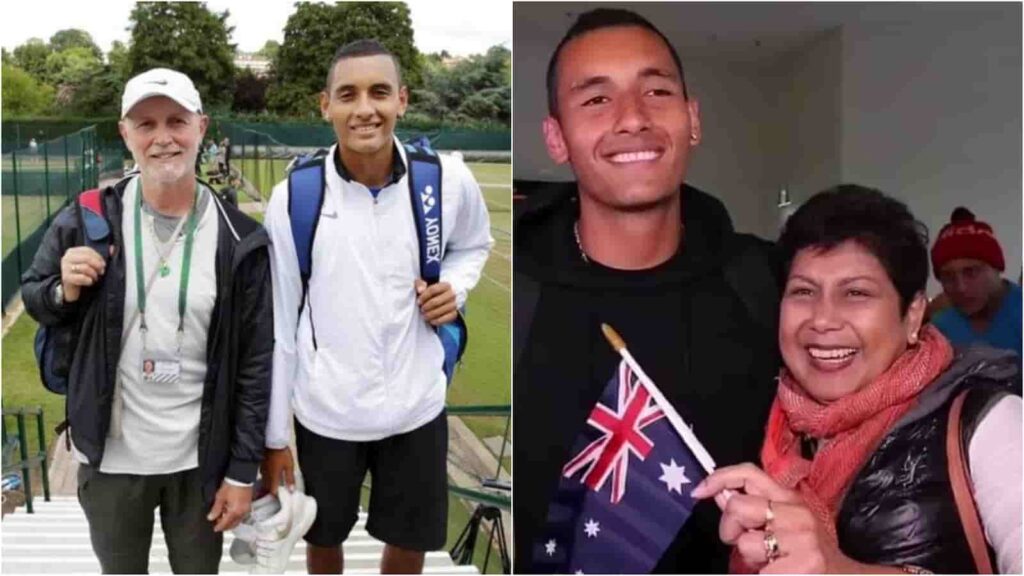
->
<box><xmin>2</xmin><ymin>62</ymin><xmax>55</xmax><ymax>115</ymax></box>
<box><xmin>49</xmin><ymin>29</ymin><xmax>103</xmax><ymax>61</ymax></box>
<box><xmin>267</xmin><ymin>1</ymin><xmax>421</xmax><ymax>117</ymax></box>
<box><xmin>126</xmin><ymin>2</ymin><xmax>236</xmax><ymax>111</ymax></box>
<box><xmin>3</xmin><ymin>2</ymin><xmax>509</xmax><ymax>127</ymax></box>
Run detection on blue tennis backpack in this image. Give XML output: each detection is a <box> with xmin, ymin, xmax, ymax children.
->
<box><xmin>286</xmin><ymin>139</ymin><xmax>468</xmax><ymax>383</ymax></box>
<box><xmin>34</xmin><ymin>188</ymin><xmax>112</xmax><ymax>395</ymax></box>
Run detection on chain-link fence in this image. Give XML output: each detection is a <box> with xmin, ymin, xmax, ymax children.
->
<box><xmin>218</xmin><ymin>120</ymin><xmax>510</xmax><ymax>151</ymax></box>
<box><xmin>1</xmin><ymin>126</ymin><xmax>125</xmax><ymax>307</ymax></box>
<box><xmin>215</xmin><ymin>121</ymin><xmax>511</xmax><ymax>203</ymax></box>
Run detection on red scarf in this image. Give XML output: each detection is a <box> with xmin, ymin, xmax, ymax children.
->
<box><xmin>759</xmin><ymin>325</ymin><xmax>953</xmax><ymax>542</ymax></box>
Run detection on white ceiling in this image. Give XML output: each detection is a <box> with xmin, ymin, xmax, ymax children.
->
<box><xmin>513</xmin><ymin>2</ymin><xmax>1014</xmax><ymax>62</ymax></box>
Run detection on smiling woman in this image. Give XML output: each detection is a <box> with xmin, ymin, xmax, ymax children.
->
<box><xmin>693</xmin><ymin>185</ymin><xmax>1022</xmax><ymax>574</ymax></box>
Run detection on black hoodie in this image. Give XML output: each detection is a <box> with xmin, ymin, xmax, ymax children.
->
<box><xmin>513</xmin><ymin>183</ymin><xmax>780</xmax><ymax>573</ymax></box>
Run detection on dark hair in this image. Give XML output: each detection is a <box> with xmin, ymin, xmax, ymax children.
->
<box><xmin>324</xmin><ymin>39</ymin><xmax>402</xmax><ymax>90</ymax></box>
<box><xmin>546</xmin><ymin>8</ymin><xmax>689</xmax><ymax>117</ymax></box>
<box><xmin>778</xmin><ymin>184</ymin><xmax>930</xmax><ymax>314</ymax></box>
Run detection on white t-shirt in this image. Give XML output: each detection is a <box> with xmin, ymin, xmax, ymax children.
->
<box><xmin>98</xmin><ymin>177</ymin><xmax>219</xmax><ymax>475</ymax></box>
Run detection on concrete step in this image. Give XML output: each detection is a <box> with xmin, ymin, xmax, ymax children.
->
<box><xmin>1</xmin><ymin>496</ymin><xmax>478</xmax><ymax>574</ymax></box>
<box><xmin>1</xmin><ymin>552</ymin><xmax>464</xmax><ymax>573</ymax></box>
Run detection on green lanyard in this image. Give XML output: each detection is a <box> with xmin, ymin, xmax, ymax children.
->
<box><xmin>134</xmin><ymin>182</ymin><xmax>200</xmax><ymax>341</ymax></box>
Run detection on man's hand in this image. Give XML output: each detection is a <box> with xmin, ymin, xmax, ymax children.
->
<box><xmin>415</xmin><ymin>279</ymin><xmax>458</xmax><ymax>326</ymax></box>
<box><xmin>206</xmin><ymin>481</ymin><xmax>252</xmax><ymax>533</ymax></box>
<box><xmin>60</xmin><ymin>246</ymin><xmax>108</xmax><ymax>303</ymax></box>
<box><xmin>260</xmin><ymin>447</ymin><xmax>296</xmax><ymax>496</ymax></box>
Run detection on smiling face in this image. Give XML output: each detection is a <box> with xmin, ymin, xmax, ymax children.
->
<box><xmin>543</xmin><ymin>25</ymin><xmax>700</xmax><ymax>211</ymax></box>
<box><xmin>119</xmin><ymin>96</ymin><xmax>207</xmax><ymax>186</ymax></box>
<box><xmin>321</xmin><ymin>54</ymin><xmax>408</xmax><ymax>159</ymax></box>
<box><xmin>780</xmin><ymin>240</ymin><xmax>926</xmax><ymax>403</ymax></box>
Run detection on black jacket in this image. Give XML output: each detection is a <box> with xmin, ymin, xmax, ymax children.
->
<box><xmin>513</xmin><ymin>183</ymin><xmax>781</xmax><ymax>573</ymax></box>
<box><xmin>837</xmin><ymin>345</ymin><xmax>1021</xmax><ymax>573</ymax></box>
<box><xmin>21</xmin><ymin>178</ymin><xmax>272</xmax><ymax>506</ymax></box>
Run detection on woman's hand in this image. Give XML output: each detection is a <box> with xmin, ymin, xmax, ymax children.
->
<box><xmin>691</xmin><ymin>463</ymin><xmax>867</xmax><ymax>574</ymax></box>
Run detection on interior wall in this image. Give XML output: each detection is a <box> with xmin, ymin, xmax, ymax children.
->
<box><xmin>839</xmin><ymin>6</ymin><xmax>1023</xmax><ymax>290</ymax></box>
<box><xmin>768</xmin><ymin>28</ymin><xmax>844</xmax><ymax>236</ymax></box>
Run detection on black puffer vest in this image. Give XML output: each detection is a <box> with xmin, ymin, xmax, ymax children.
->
<box><xmin>836</xmin><ymin>345</ymin><xmax>1021</xmax><ymax>573</ymax></box>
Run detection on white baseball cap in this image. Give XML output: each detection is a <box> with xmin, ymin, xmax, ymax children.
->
<box><xmin>121</xmin><ymin>68</ymin><xmax>203</xmax><ymax>118</ymax></box>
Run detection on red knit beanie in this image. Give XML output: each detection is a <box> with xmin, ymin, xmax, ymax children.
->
<box><xmin>930</xmin><ymin>207</ymin><xmax>1005</xmax><ymax>277</ymax></box>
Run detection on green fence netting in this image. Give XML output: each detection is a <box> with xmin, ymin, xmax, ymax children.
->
<box><xmin>218</xmin><ymin>120</ymin><xmax>510</xmax><ymax>151</ymax></box>
<box><xmin>1</xmin><ymin>125</ymin><xmax>124</xmax><ymax>307</ymax></box>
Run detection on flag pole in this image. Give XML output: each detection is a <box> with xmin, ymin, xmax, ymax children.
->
<box><xmin>601</xmin><ymin>323</ymin><xmax>719</xmax><ymax>476</ymax></box>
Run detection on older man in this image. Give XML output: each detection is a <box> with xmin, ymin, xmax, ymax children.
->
<box><xmin>21</xmin><ymin>68</ymin><xmax>272</xmax><ymax>574</ymax></box>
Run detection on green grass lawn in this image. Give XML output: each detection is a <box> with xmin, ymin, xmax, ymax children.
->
<box><xmin>2</xmin><ymin>314</ymin><xmax>64</xmax><ymax>461</ymax></box>
<box><xmin>466</xmin><ymin>163</ymin><xmax>512</xmax><ymax>186</ymax></box>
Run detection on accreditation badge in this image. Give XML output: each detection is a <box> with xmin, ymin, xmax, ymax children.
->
<box><xmin>142</xmin><ymin>350</ymin><xmax>181</xmax><ymax>384</ymax></box>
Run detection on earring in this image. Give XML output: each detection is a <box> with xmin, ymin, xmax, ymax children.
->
<box><xmin>909</xmin><ymin>331</ymin><xmax>919</xmax><ymax>345</ymax></box>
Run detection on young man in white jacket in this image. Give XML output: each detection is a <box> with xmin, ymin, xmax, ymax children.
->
<box><xmin>260</xmin><ymin>40</ymin><xmax>493</xmax><ymax>574</ymax></box>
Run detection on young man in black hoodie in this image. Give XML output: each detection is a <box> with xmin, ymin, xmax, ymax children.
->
<box><xmin>514</xmin><ymin>9</ymin><xmax>781</xmax><ymax>573</ymax></box>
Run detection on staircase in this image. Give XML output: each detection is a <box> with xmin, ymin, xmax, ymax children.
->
<box><xmin>2</xmin><ymin>496</ymin><xmax>478</xmax><ymax>574</ymax></box>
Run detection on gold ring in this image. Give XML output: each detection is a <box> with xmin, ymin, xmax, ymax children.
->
<box><xmin>763</xmin><ymin>530</ymin><xmax>781</xmax><ymax>563</ymax></box>
<box><xmin>71</xmin><ymin>264</ymin><xmax>79</xmax><ymax>274</ymax></box>
<box><xmin>765</xmin><ymin>499</ymin><xmax>775</xmax><ymax>525</ymax></box>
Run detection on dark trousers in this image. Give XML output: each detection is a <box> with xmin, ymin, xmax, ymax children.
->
<box><xmin>77</xmin><ymin>464</ymin><xmax>222</xmax><ymax>574</ymax></box>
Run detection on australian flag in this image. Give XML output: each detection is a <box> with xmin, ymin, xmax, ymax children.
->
<box><xmin>532</xmin><ymin>360</ymin><xmax>709</xmax><ymax>574</ymax></box>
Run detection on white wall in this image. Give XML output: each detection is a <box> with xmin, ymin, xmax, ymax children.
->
<box><xmin>839</xmin><ymin>7</ymin><xmax>1022</xmax><ymax>290</ymax></box>
<box><xmin>770</xmin><ymin>28</ymin><xmax>844</xmax><ymax>234</ymax></box>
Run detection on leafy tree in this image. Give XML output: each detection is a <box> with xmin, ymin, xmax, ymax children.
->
<box><xmin>44</xmin><ymin>46</ymin><xmax>103</xmax><ymax>87</ymax></box>
<box><xmin>410</xmin><ymin>45</ymin><xmax>510</xmax><ymax>125</ymax></box>
<box><xmin>107</xmin><ymin>41</ymin><xmax>131</xmax><ymax>80</ymax></box>
<box><xmin>2</xmin><ymin>62</ymin><xmax>55</xmax><ymax>115</ymax></box>
<box><xmin>49</xmin><ymin>29</ymin><xmax>103</xmax><ymax>61</ymax></box>
<box><xmin>127</xmin><ymin>2</ymin><xmax>236</xmax><ymax>110</ymax></box>
<box><xmin>66</xmin><ymin>67</ymin><xmax>122</xmax><ymax>116</ymax></box>
<box><xmin>256</xmin><ymin>40</ymin><xmax>280</xmax><ymax>62</ymax></box>
<box><xmin>267</xmin><ymin>1</ymin><xmax>421</xmax><ymax>117</ymax></box>
<box><xmin>12</xmin><ymin>39</ymin><xmax>51</xmax><ymax>80</ymax></box>
<box><xmin>233</xmin><ymin>67</ymin><xmax>269</xmax><ymax>113</ymax></box>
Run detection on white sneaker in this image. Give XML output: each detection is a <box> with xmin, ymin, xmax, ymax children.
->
<box><xmin>251</xmin><ymin>488</ymin><xmax>318</xmax><ymax>574</ymax></box>
<box><xmin>229</xmin><ymin>492</ymin><xmax>282</xmax><ymax>565</ymax></box>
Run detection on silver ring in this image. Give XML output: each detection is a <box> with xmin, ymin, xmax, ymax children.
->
<box><xmin>763</xmin><ymin>530</ymin><xmax>781</xmax><ymax>563</ymax></box>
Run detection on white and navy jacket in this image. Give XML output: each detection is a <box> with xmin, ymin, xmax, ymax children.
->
<box><xmin>264</xmin><ymin>139</ymin><xmax>493</xmax><ymax>445</ymax></box>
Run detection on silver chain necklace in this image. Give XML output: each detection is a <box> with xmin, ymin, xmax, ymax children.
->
<box><xmin>573</xmin><ymin>220</ymin><xmax>589</xmax><ymax>264</ymax></box>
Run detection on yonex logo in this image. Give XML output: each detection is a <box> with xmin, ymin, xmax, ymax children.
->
<box><xmin>421</xmin><ymin>185</ymin><xmax>436</xmax><ymax>213</ymax></box>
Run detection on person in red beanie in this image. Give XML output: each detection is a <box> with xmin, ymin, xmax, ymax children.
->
<box><xmin>931</xmin><ymin>207</ymin><xmax>1021</xmax><ymax>353</ymax></box>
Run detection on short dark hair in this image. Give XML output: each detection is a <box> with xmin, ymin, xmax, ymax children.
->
<box><xmin>778</xmin><ymin>184</ymin><xmax>930</xmax><ymax>315</ymax></box>
<box><xmin>545</xmin><ymin>8</ymin><xmax>689</xmax><ymax>117</ymax></box>
<box><xmin>324</xmin><ymin>39</ymin><xmax>403</xmax><ymax>90</ymax></box>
